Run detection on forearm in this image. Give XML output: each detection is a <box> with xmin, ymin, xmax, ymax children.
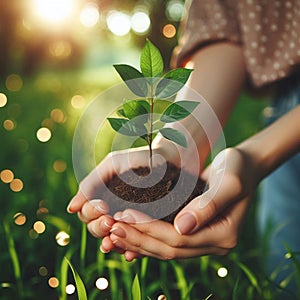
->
<box><xmin>237</xmin><ymin>104</ymin><xmax>300</xmax><ymax>182</ymax></box>
<box><xmin>155</xmin><ymin>42</ymin><xmax>247</xmax><ymax>168</ymax></box>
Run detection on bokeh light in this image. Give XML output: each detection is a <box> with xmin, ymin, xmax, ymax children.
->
<box><xmin>157</xmin><ymin>295</ymin><xmax>167</xmax><ymax>300</ymax></box>
<box><xmin>0</xmin><ymin>169</ymin><xmax>14</xmax><ymax>183</ymax></box>
<box><xmin>3</xmin><ymin>119</ymin><xmax>15</xmax><ymax>131</ymax></box>
<box><xmin>48</xmin><ymin>41</ymin><xmax>72</xmax><ymax>60</ymax></box>
<box><xmin>32</xmin><ymin>0</ymin><xmax>75</xmax><ymax>24</ymax></box>
<box><xmin>39</xmin><ymin>266</ymin><xmax>48</xmax><ymax>277</ymax></box>
<box><xmin>33</xmin><ymin>221</ymin><xmax>46</xmax><ymax>234</ymax></box>
<box><xmin>66</xmin><ymin>284</ymin><xmax>76</xmax><ymax>295</ymax></box>
<box><xmin>80</xmin><ymin>3</ymin><xmax>100</xmax><ymax>28</ymax></box>
<box><xmin>29</xmin><ymin>229</ymin><xmax>39</xmax><ymax>239</ymax></box>
<box><xmin>166</xmin><ymin>0</ymin><xmax>184</xmax><ymax>21</ymax></box>
<box><xmin>6</xmin><ymin>74</ymin><xmax>23</xmax><ymax>92</ymax></box>
<box><xmin>162</xmin><ymin>24</ymin><xmax>176</xmax><ymax>38</ymax></box>
<box><xmin>10</xmin><ymin>178</ymin><xmax>24</xmax><ymax>192</ymax></box>
<box><xmin>50</xmin><ymin>109</ymin><xmax>65</xmax><ymax>123</ymax></box>
<box><xmin>217</xmin><ymin>267</ymin><xmax>228</xmax><ymax>278</ymax></box>
<box><xmin>106</xmin><ymin>11</ymin><xmax>131</xmax><ymax>36</ymax></box>
<box><xmin>48</xmin><ymin>277</ymin><xmax>59</xmax><ymax>288</ymax></box>
<box><xmin>14</xmin><ymin>212</ymin><xmax>27</xmax><ymax>226</ymax></box>
<box><xmin>71</xmin><ymin>95</ymin><xmax>85</xmax><ymax>109</ymax></box>
<box><xmin>53</xmin><ymin>160</ymin><xmax>67</xmax><ymax>173</ymax></box>
<box><xmin>36</xmin><ymin>127</ymin><xmax>52</xmax><ymax>142</ymax></box>
<box><xmin>0</xmin><ymin>93</ymin><xmax>8</xmax><ymax>108</ymax></box>
<box><xmin>95</xmin><ymin>277</ymin><xmax>109</xmax><ymax>290</ymax></box>
<box><xmin>56</xmin><ymin>231</ymin><xmax>70</xmax><ymax>246</ymax></box>
<box><xmin>131</xmin><ymin>11</ymin><xmax>151</xmax><ymax>34</ymax></box>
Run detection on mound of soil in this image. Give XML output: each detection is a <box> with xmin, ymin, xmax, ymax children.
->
<box><xmin>98</xmin><ymin>162</ymin><xmax>206</xmax><ymax>223</ymax></box>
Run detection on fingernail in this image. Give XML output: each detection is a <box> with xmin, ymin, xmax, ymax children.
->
<box><xmin>175</xmin><ymin>212</ymin><xmax>197</xmax><ymax>235</ymax></box>
<box><xmin>100</xmin><ymin>245</ymin><xmax>110</xmax><ymax>254</ymax></box>
<box><xmin>90</xmin><ymin>199</ymin><xmax>108</xmax><ymax>214</ymax></box>
<box><xmin>104</xmin><ymin>221</ymin><xmax>113</xmax><ymax>229</ymax></box>
<box><xmin>110</xmin><ymin>226</ymin><xmax>126</xmax><ymax>238</ymax></box>
<box><xmin>114</xmin><ymin>213</ymin><xmax>135</xmax><ymax>223</ymax></box>
<box><xmin>66</xmin><ymin>201</ymin><xmax>74</xmax><ymax>213</ymax></box>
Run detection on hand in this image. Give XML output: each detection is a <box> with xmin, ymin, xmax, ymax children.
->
<box><xmin>67</xmin><ymin>144</ymin><xmax>180</xmax><ymax>253</ymax></box>
<box><xmin>101</xmin><ymin>147</ymin><xmax>258</xmax><ymax>260</ymax></box>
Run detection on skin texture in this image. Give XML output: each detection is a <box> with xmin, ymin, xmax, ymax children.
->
<box><xmin>67</xmin><ymin>42</ymin><xmax>300</xmax><ymax>261</ymax></box>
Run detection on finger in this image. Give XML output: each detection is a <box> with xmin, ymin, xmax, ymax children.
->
<box><xmin>78</xmin><ymin>200</ymin><xmax>109</xmax><ymax>223</ymax></box>
<box><xmin>174</xmin><ymin>173</ymin><xmax>243</xmax><ymax>235</ymax></box>
<box><xmin>67</xmin><ymin>191</ymin><xmax>88</xmax><ymax>213</ymax></box>
<box><xmin>86</xmin><ymin>215</ymin><xmax>115</xmax><ymax>238</ymax></box>
<box><xmin>109</xmin><ymin>222</ymin><xmax>229</xmax><ymax>259</ymax></box>
<box><xmin>124</xmin><ymin>251</ymin><xmax>144</xmax><ymax>262</ymax></box>
<box><xmin>113</xmin><ymin>209</ymin><xmax>154</xmax><ymax>224</ymax></box>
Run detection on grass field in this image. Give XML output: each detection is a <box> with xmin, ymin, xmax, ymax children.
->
<box><xmin>0</xmin><ymin>68</ymin><xmax>298</xmax><ymax>299</ymax></box>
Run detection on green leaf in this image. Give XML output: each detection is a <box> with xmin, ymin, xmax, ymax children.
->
<box><xmin>117</xmin><ymin>108</ymin><xmax>126</xmax><ymax>117</ymax></box>
<box><xmin>131</xmin><ymin>274</ymin><xmax>141</xmax><ymax>300</ymax></box>
<box><xmin>113</xmin><ymin>64</ymin><xmax>148</xmax><ymax>97</ymax></box>
<box><xmin>155</xmin><ymin>68</ymin><xmax>193</xmax><ymax>99</ymax></box>
<box><xmin>160</xmin><ymin>100</ymin><xmax>200</xmax><ymax>123</ymax></box>
<box><xmin>159</xmin><ymin>127</ymin><xmax>187</xmax><ymax>147</ymax></box>
<box><xmin>123</xmin><ymin>99</ymin><xmax>149</xmax><ymax>122</ymax></box>
<box><xmin>108</xmin><ymin>117</ymin><xmax>148</xmax><ymax>137</ymax></box>
<box><xmin>140</xmin><ymin>39</ymin><xmax>164</xmax><ymax>78</ymax></box>
<box><xmin>64</xmin><ymin>257</ymin><xmax>88</xmax><ymax>300</ymax></box>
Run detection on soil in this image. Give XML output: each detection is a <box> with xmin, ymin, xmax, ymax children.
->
<box><xmin>98</xmin><ymin>162</ymin><xmax>206</xmax><ymax>223</ymax></box>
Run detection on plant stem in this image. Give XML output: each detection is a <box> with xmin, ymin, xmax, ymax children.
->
<box><xmin>148</xmin><ymin>89</ymin><xmax>154</xmax><ymax>171</ymax></box>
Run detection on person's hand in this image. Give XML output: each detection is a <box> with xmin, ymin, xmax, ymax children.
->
<box><xmin>67</xmin><ymin>144</ymin><xmax>180</xmax><ymax>253</ymax></box>
<box><xmin>100</xmin><ymin>147</ymin><xmax>259</xmax><ymax>260</ymax></box>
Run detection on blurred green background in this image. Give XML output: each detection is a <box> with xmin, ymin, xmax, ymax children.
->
<box><xmin>1</xmin><ymin>1</ymin><xmax>292</xmax><ymax>299</ymax></box>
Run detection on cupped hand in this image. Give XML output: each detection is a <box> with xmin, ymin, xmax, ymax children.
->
<box><xmin>67</xmin><ymin>144</ymin><xmax>180</xmax><ymax>254</ymax></box>
<box><xmin>100</xmin><ymin>147</ymin><xmax>259</xmax><ymax>260</ymax></box>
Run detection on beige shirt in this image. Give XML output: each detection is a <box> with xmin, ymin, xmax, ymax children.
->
<box><xmin>173</xmin><ymin>0</ymin><xmax>300</xmax><ymax>88</ymax></box>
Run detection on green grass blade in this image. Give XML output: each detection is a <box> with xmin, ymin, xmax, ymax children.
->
<box><xmin>3</xmin><ymin>220</ymin><xmax>22</xmax><ymax>294</ymax></box>
<box><xmin>132</xmin><ymin>274</ymin><xmax>142</xmax><ymax>300</ymax></box>
<box><xmin>80</xmin><ymin>223</ymin><xmax>87</xmax><ymax>269</ymax></box>
<box><xmin>59</xmin><ymin>249</ymin><xmax>74</xmax><ymax>300</ymax></box>
<box><xmin>170</xmin><ymin>260</ymin><xmax>190</xmax><ymax>300</ymax></box>
<box><xmin>236</xmin><ymin>262</ymin><xmax>261</xmax><ymax>294</ymax></box>
<box><xmin>64</xmin><ymin>257</ymin><xmax>88</xmax><ymax>300</ymax></box>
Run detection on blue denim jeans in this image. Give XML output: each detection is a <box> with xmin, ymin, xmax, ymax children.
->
<box><xmin>257</xmin><ymin>77</ymin><xmax>300</xmax><ymax>298</ymax></box>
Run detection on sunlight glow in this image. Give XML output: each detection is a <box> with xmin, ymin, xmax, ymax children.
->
<box><xmin>217</xmin><ymin>267</ymin><xmax>228</xmax><ymax>278</ymax></box>
<box><xmin>0</xmin><ymin>93</ymin><xmax>7</xmax><ymax>107</ymax></box>
<box><xmin>32</xmin><ymin>0</ymin><xmax>75</xmax><ymax>24</ymax></box>
<box><xmin>166</xmin><ymin>0</ymin><xmax>184</xmax><ymax>21</ymax></box>
<box><xmin>162</xmin><ymin>24</ymin><xmax>176</xmax><ymax>38</ymax></box>
<box><xmin>48</xmin><ymin>277</ymin><xmax>59</xmax><ymax>288</ymax></box>
<box><xmin>10</xmin><ymin>178</ymin><xmax>24</xmax><ymax>192</ymax></box>
<box><xmin>34</xmin><ymin>221</ymin><xmax>46</xmax><ymax>234</ymax></box>
<box><xmin>56</xmin><ymin>231</ymin><xmax>70</xmax><ymax>246</ymax></box>
<box><xmin>131</xmin><ymin>12</ymin><xmax>151</xmax><ymax>34</ymax></box>
<box><xmin>14</xmin><ymin>212</ymin><xmax>27</xmax><ymax>226</ymax></box>
<box><xmin>1</xmin><ymin>169</ymin><xmax>14</xmax><ymax>183</ymax></box>
<box><xmin>71</xmin><ymin>95</ymin><xmax>85</xmax><ymax>109</ymax></box>
<box><xmin>107</xmin><ymin>11</ymin><xmax>131</xmax><ymax>36</ymax></box>
<box><xmin>36</xmin><ymin>127</ymin><xmax>52</xmax><ymax>142</ymax></box>
<box><xmin>80</xmin><ymin>3</ymin><xmax>100</xmax><ymax>28</ymax></box>
<box><xmin>66</xmin><ymin>284</ymin><xmax>76</xmax><ymax>294</ymax></box>
<box><xmin>95</xmin><ymin>277</ymin><xmax>109</xmax><ymax>290</ymax></box>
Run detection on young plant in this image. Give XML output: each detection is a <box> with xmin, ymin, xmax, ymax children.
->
<box><xmin>107</xmin><ymin>39</ymin><xmax>199</xmax><ymax>169</ymax></box>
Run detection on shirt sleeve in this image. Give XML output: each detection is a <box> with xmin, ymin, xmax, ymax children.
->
<box><xmin>173</xmin><ymin>0</ymin><xmax>300</xmax><ymax>88</ymax></box>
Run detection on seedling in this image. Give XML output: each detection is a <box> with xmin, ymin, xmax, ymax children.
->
<box><xmin>107</xmin><ymin>39</ymin><xmax>199</xmax><ymax>169</ymax></box>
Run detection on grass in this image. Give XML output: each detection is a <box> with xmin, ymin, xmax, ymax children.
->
<box><xmin>0</xmin><ymin>69</ymin><xmax>299</xmax><ymax>299</ymax></box>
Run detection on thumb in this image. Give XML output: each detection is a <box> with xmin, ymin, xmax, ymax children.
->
<box><xmin>174</xmin><ymin>173</ymin><xmax>243</xmax><ymax>235</ymax></box>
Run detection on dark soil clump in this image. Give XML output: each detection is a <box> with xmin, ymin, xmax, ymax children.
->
<box><xmin>99</xmin><ymin>162</ymin><xmax>206</xmax><ymax>223</ymax></box>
